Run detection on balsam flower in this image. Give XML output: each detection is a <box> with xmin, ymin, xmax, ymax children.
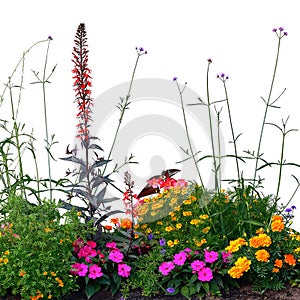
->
<box><xmin>108</xmin><ymin>249</ymin><xmax>124</xmax><ymax>263</ymax></box>
<box><xmin>173</xmin><ymin>251</ymin><xmax>187</xmax><ymax>266</ymax></box>
<box><xmin>198</xmin><ymin>267</ymin><xmax>213</xmax><ymax>282</ymax></box>
<box><xmin>159</xmin><ymin>261</ymin><xmax>175</xmax><ymax>276</ymax></box>
<box><xmin>191</xmin><ymin>260</ymin><xmax>206</xmax><ymax>273</ymax></box>
<box><xmin>88</xmin><ymin>264</ymin><xmax>103</xmax><ymax>279</ymax></box>
<box><xmin>118</xmin><ymin>263</ymin><xmax>131</xmax><ymax>278</ymax></box>
<box><xmin>204</xmin><ymin>249</ymin><xmax>219</xmax><ymax>263</ymax></box>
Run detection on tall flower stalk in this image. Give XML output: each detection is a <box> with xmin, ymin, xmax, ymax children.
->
<box><xmin>217</xmin><ymin>73</ymin><xmax>241</xmax><ymax>183</ymax></box>
<box><xmin>252</xmin><ymin>27</ymin><xmax>288</xmax><ymax>186</ymax></box>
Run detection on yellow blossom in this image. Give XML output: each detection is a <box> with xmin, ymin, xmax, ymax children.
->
<box><xmin>190</xmin><ymin>219</ymin><xmax>200</xmax><ymax>225</ymax></box>
<box><xmin>249</xmin><ymin>233</ymin><xmax>272</xmax><ymax>248</ymax></box>
<box><xmin>255</xmin><ymin>249</ymin><xmax>270</xmax><ymax>262</ymax></box>
<box><xmin>183</xmin><ymin>211</ymin><xmax>192</xmax><ymax>217</ymax></box>
<box><xmin>199</xmin><ymin>214</ymin><xmax>209</xmax><ymax>220</ymax></box>
<box><xmin>167</xmin><ymin>240</ymin><xmax>174</xmax><ymax>247</ymax></box>
<box><xmin>176</xmin><ymin>223</ymin><xmax>182</xmax><ymax>229</ymax></box>
<box><xmin>202</xmin><ymin>226</ymin><xmax>210</xmax><ymax>234</ymax></box>
<box><xmin>225</xmin><ymin>238</ymin><xmax>247</xmax><ymax>253</ymax></box>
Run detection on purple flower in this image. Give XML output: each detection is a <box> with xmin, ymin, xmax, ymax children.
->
<box><xmin>148</xmin><ymin>233</ymin><xmax>154</xmax><ymax>240</ymax></box>
<box><xmin>166</xmin><ymin>287</ymin><xmax>175</xmax><ymax>294</ymax></box>
<box><xmin>48</xmin><ymin>36</ymin><xmax>53</xmax><ymax>40</ymax></box>
<box><xmin>292</xmin><ymin>205</ymin><xmax>296</xmax><ymax>210</ymax></box>
<box><xmin>286</xmin><ymin>208</ymin><xmax>292</xmax><ymax>213</ymax></box>
<box><xmin>279</xmin><ymin>27</ymin><xmax>284</xmax><ymax>31</ymax></box>
<box><xmin>207</xmin><ymin>58</ymin><xmax>212</xmax><ymax>63</ymax></box>
<box><xmin>173</xmin><ymin>77</ymin><xmax>178</xmax><ymax>81</ymax></box>
<box><xmin>159</xmin><ymin>238</ymin><xmax>166</xmax><ymax>246</ymax></box>
<box><xmin>272</xmin><ymin>28</ymin><xmax>277</xmax><ymax>32</ymax></box>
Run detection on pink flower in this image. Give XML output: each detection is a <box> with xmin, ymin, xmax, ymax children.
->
<box><xmin>118</xmin><ymin>263</ymin><xmax>131</xmax><ymax>278</ymax></box>
<box><xmin>159</xmin><ymin>262</ymin><xmax>175</xmax><ymax>276</ymax></box>
<box><xmin>191</xmin><ymin>260</ymin><xmax>206</xmax><ymax>273</ymax></box>
<box><xmin>106</xmin><ymin>242</ymin><xmax>117</xmax><ymax>249</ymax></box>
<box><xmin>204</xmin><ymin>249</ymin><xmax>219</xmax><ymax>263</ymax></box>
<box><xmin>72</xmin><ymin>238</ymin><xmax>85</xmax><ymax>253</ymax></box>
<box><xmin>173</xmin><ymin>179</ymin><xmax>188</xmax><ymax>188</ymax></box>
<box><xmin>173</xmin><ymin>251</ymin><xmax>187</xmax><ymax>266</ymax></box>
<box><xmin>88</xmin><ymin>264</ymin><xmax>103</xmax><ymax>279</ymax></box>
<box><xmin>78</xmin><ymin>245</ymin><xmax>97</xmax><ymax>262</ymax></box>
<box><xmin>108</xmin><ymin>249</ymin><xmax>124</xmax><ymax>263</ymax></box>
<box><xmin>184</xmin><ymin>248</ymin><xmax>192</xmax><ymax>253</ymax></box>
<box><xmin>71</xmin><ymin>262</ymin><xmax>88</xmax><ymax>277</ymax></box>
<box><xmin>86</xmin><ymin>240</ymin><xmax>97</xmax><ymax>248</ymax></box>
<box><xmin>221</xmin><ymin>251</ymin><xmax>232</xmax><ymax>263</ymax></box>
<box><xmin>198</xmin><ymin>267</ymin><xmax>213</xmax><ymax>282</ymax></box>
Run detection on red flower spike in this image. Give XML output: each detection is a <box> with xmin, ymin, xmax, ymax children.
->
<box><xmin>72</xmin><ymin>23</ymin><xmax>93</xmax><ymax>143</ymax></box>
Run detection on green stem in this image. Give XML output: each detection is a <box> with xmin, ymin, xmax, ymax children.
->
<box><xmin>253</xmin><ymin>37</ymin><xmax>282</xmax><ymax>185</ymax></box>
<box><xmin>176</xmin><ymin>82</ymin><xmax>204</xmax><ymax>187</ymax></box>
<box><xmin>206</xmin><ymin>63</ymin><xmax>219</xmax><ymax>191</ymax></box>
<box><xmin>42</xmin><ymin>39</ymin><xmax>53</xmax><ymax>200</ymax></box>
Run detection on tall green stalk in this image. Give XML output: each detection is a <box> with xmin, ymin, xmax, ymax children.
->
<box><xmin>102</xmin><ymin>47</ymin><xmax>147</xmax><ymax>175</ymax></box>
<box><xmin>175</xmin><ymin>80</ymin><xmax>204</xmax><ymax>187</ymax></box>
<box><xmin>206</xmin><ymin>60</ymin><xmax>219</xmax><ymax>191</ymax></box>
<box><xmin>253</xmin><ymin>29</ymin><xmax>287</xmax><ymax>185</ymax></box>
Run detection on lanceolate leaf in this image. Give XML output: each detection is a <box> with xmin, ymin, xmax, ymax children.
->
<box><xmin>90</xmin><ymin>159</ymin><xmax>111</xmax><ymax>172</ymax></box>
<box><xmin>60</xmin><ymin>155</ymin><xmax>85</xmax><ymax>166</ymax></box>
<box><xmin>89</xmin><ymin>143</ymin><xmax>103</xmax><ymax>151</ymax></box>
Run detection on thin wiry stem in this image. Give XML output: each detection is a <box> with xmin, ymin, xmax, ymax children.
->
<box><xmin>175</xmin><ymin>81</ymin><xmax>204</xmax><ymax>187</ymax></box>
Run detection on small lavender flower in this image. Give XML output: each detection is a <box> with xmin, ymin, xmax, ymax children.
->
<box><xmin>159</xmin><ymin>238</ymin><xmax>166</xmax><ymax>246</ymax></box>
<box><xmin>207</xmin><ymin>58</ymin><xmax>212</xmax><ymax>63</ymax></box>
<box><xmin>48</xmin><ymin>35</ymin><xmax>53</xmax><ymax>40</ymax></box>
<box><xmin>166</xmin><ymin>287</ymin><xmax>175</xmax><ymax>294</ymax></box>
<box><xmin>173</xmin><ymin>76</ymin><xmax>178</xmax><ymax>81</ymax></box>
<box><xmin>285</xmin><ymin>207</ymin><xmax>292</xmax><ymax>213</ymax></box>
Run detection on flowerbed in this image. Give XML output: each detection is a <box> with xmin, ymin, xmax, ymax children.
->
<box><xmin>1</xmin><ymin>23</ymin><xmax>300</xmax><ymax>300</ymax></box>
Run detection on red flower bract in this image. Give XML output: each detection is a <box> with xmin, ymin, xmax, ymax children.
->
<box><xmin>72</xmin><ymin>23</ymin><xmax>93</xmax><ymax>142</ymax></box>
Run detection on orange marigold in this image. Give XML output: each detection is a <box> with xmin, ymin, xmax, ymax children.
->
<box><xmin>228</xmin><ymin>256</ymin><xmax>251</xmax><ymax>278</ymax></box>
<box><xmin>272</xmin><ymin>268</ymin><xmax>280</xmax><ymax>273</ymax></box>
<box><xmin>249</xmin><ymin>233</ymin><xmax>272</xmax><ymax>248</ymax></box>
<box><xmin>284</xmin><ymin>254</ymin><xmax>296</xmax><ymax>266</ymax></box>
<box><xmin>271</xmin><ymin>220</ymin><xmax>284</xmax><ymax>232</ymax></box>
<box><xmin>255</xmin><ymin>249</ymin><xmax>270</xmax><ymax>262</ymax></box>
<box><xmin>274</xmin><ymin>259</ymin><xmax>283</xmax><ymax>268</ymax></box>
<box><xmin>120</xmin><ymin>218</ymin><xmax>132</xmax><ymax>229</ymax></box>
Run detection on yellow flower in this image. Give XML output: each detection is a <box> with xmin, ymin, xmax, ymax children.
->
<box><xmin>228</xmin><ymin>257</ymin><xmax>251</xmax><ymax>279</ymax></box>
<box><xmin>165</xmin><ymin>226</ymin><xmax>175</xmax><ymax>232</ymax></box>
<box><xmin>43</xmin><ymin>271</ymin><xmax>48</xmax><ymax>276</ymax></box>
<box><xmin>190</xmin><ymin>219</ymin><xmax>200</xmax><ymax>225</ymax></box>
<box><xmin>183</xmin><ymin>199</ymin><xmax>191</xmax><ymax>205</ymax></box>
<box><xmin>4</xmin><ymin>250</ymin><xmax>10</xmax><ymax>255</ymax></box>
<box><xmin>167</xmin><ymin>240</ymin><xmax>174</xmax><ymax>247</ymax></box>
<box><xmin>194</xmin><ymin>238</ymin><xmax>207</xmax><ymax>247</ymax></box>
<box><xmin>200</xmin><ymin>214</ymin><xmax>209</xmax><ymax>220</ymax></box>
<box><xmin>176</xmin><ymin>223</ymin><xmax>182</xmax><ymax>229</ymax></box>
<box><xmin>51</xmin><ymin>271</ymin><xmax>57</xmax><ymax>276</ymax></box>
<box><xmin>77</xmin><ymin>212</ymin><xmax>82</xmax><ymax>216</ymax></box>
<box><xmin>225</xmin><ymin>238</ymin><xmax>247</xmax><ymax>253</ymax></box>
<box><xmin>44</xmin><ymin>227</ymin><xmax>52</xmax><ymax>233</ymax></box>
<box><xmin>3</xmin><ymin>258</ymin><xmax>8</xmax><ymax>264</ymax></box>
<box><xmin>255</xmin><ymin>249</ymin><xmax>270</xmax><ymax>262</ymax></box>
<box><xmin>202</xmin><ymin>226</ymin><xmax>210</xmax><ymax>234</ymax></box>
<box><xmin>174</xmin><ymin>239</ymin><xmax>179</xmax><ymax>245</ymax></box>
<box><xmin>183</xmin><ymin>211</ymin><xmax>192</xmax><ymax>217</ymax></box>
<box><xmin>189</xmin><ymin>195</ymin><xmax>197</xmax><ymax>202</ymax></box>
<box><xmin>157</xmin><ymin>221</ymin><xmax>163</xmax><ymax>225</ymax></box>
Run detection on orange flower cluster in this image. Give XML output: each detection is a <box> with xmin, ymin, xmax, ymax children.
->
<box><xmin>284</xmin><ymin>254</ymin><xmax>296</xmax><ymax>266</ymax></box>
<box><xmin>120</xmin><ymin>218</ymin><xmax>132</xmax><ymax>229</ymax></box>
<box><xmin>30</xmin><ymin>290</ymin><xmax>43</xmax><ymax>300</ymax></box>
<box><xmin>225</xmin><ymin>238</ymin><xmax>247</xmax><ymax>253</ymax></box>
<box><xmin>271</xmin><ymin>215</ymin><xmax>284</xmax><ymax>232</ymax></box>
<box><xmin>228</xmin><ymin>256</ymin><xmax>251</xmax><ymax>279</ymax></box>
<box><xmin>255</xmin><ymin>249</ymin><xmax>270</xmax><ymax>262</ymax></box>
<box><xmin>249</xmin><ymin>233</ymin><xmax>272</xmax><ymax>248</ymax></box>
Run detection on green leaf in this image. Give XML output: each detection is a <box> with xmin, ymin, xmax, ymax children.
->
<box><xmin>180</xmin><ymin>285</ymin><xmax>190</xmax><ymax>299</ymax></box>
<box><xmin>85</xmin><ymin>284</ymin><xmax>95</xmax><ymax>299</ymax></box>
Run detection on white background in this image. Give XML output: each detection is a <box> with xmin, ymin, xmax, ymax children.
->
<box><xmin>1</xmin><ymin>0</ymin><xmax>300</xmax><ymax>230</ymax></box>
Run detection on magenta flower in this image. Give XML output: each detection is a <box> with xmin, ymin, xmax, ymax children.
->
<box><xmin>118</xmin><ymin>263</ymin><xmax>131</xmax><ymax>278</ymax></box>
<box><xmin>184</xmin><ymin>248</ymin><xmax>192</xmax><ymax>253</ymax></box>
<box><xmin>159</xmin><ymin>262</ymin><xmax>175</xmax><ymax>276</ymax></box>
<box><xmin>71</xmin><ymin>262</ymin><xmax>88</xmax><ymax>277</ymax></box>
<box><xmin>78</xmin><ymin>245</ymin><xmax>97</xmax><ymax>262</ymax></box>
<box><xmin>88</xmin><ymin>264</ymin><xmax>103</xmax><ymax>279</ymax></box>
<box><xmin>191</xmin><ymin>260</ymin><xmax>206</xmax><ymax>273</ymax></box>
<box><xmin>198</xmin><ymin>267</ymin><xmax>213</xmax><ymax>282</ymax></box>
<box><xmin>221</xmin><ymin>251</ymin><xmax>232</xmax><ymax>263</ymax></box>
<box><xmin>173</xmin><ymin>251</ymin><xmax>187</xmax><ymax>266</ymax></box>
<box><xmin>106</xmin><ymin>241</ymin><xmax>117</xmax><ymax>249</ymax></box>
<box><xmin>86</xmin><ymin>240</ymin><xmax>97</xmax><ymax>248</ymax></box>
<box><xmin>204</xmin><ymin>249</ymin><xmax>219</xmax><ymax>263</ymax></box>
<box><xmin>108</xmin><ymin>249</ymin><xmax>124</xmax><ymax>263</ymax></box>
